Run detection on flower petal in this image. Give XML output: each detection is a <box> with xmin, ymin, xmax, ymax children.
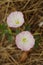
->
<box><xmin>7</xmin><ymin>11</ymin><xmax>24</xmax><ymax>28</ymax></box>
<box><xmin>16</xmin><ymin>31</ymin><xmax>35</xmax><ymax>51</ymax></box>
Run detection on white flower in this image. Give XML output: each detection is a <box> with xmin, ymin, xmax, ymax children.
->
<box><xmin>39</xmin><ymin>22</ymin><xmax>43</xmax><ymax>27</ymax></box>
<box><xmin>7</xmin><ymin>11</ymin><xmax>24</xmax><ymax>28</ymax></box>
<box><xmin>16</xmin><ymin>31</ymin><xmax>35</xmax><ymax>51</ymax></box>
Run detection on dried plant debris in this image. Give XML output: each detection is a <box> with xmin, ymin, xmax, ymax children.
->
<box><xmin>0</xmin><ymin>0</ymin><xmax>43</xmax><ymax>65</ymax></box>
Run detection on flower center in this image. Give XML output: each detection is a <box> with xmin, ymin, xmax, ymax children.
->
<box><xmin>22</xmin><ymin>38</ymin><xmax>27</xmax><ymax>43</ymax></box>
<box><xmin>16</xmin><ymin>21</ymin><xmax>19</xmax><ymax>24</ymax></box>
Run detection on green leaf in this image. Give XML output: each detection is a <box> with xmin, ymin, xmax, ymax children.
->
<box><xmin>15</xmin><ymin>29</ymin><xmax>20</xmax><ymax>34</ymax></box>
<box><xmin>25</xmin><ymin>24</ymin><xmax>31</xmax><ymax>31</ymax></box>
<box><xmin>8</xmin><ymin>28</ymin><xmax>12</xmax><ymax>34</ymax></box>
<box><xmin>34</xmin><ymin>35</ymin><xmax>41</xmax><ymax>48</ymax></box>
<box><xmin>0</xmin><ymin>23</ymin><xmax>7</xmax><ymax>34</ymax></box>
<box><xmin>4</xmin><ymin>29</ymin><xmax>13</xmax><ymax>42</ymax></box>
<box><xmin>0</xmin><ymin>23</ymin><xmax>12</xmax><ymax>34</ymax></box>
<box><xmin>7</xmin><ymin>34</ymin><xmax>13</xmax><ymax>42</ymax></box>
<box><xmin>4</xmin><ymin>29</ymin><xmax>12</xmax><ymax>34</ymax></box>
<box><xmin>0</xmin><ymin>23</ymin><xmax>13</xmax><ymax>42</ymax></box>
<box><xmin>0</xmin><ymin>23</ymin><xmax>7</xmax><ymax>30</ymax></box>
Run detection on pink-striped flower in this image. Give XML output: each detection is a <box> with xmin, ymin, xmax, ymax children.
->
<box><xmin>16</xmin><ymin>31</ymin><xmax>35</xmax><ymax>51</ymax></box>
<box><xmin>7</xmin><ymin>11</ymin><xmax>24</xmax><ymax>28</ymax></box>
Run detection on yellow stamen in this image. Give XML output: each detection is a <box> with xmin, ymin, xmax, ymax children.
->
<box><xmin>22</xmin><ymin>38</ymin><xmax>27</xmax><ymax>43</ymax></box>
<box><xmin>16</xmin><ymin>21</ymin><xmax>19</xmax><ymax>24</ymax></box>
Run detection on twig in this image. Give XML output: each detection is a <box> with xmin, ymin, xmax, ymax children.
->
<box><xmin>23</xmin><ymin>7</ymin><xmax>43</xmax><ymax>13</ymax></box>
<box><xmin>33</xmin><ymin>32</ymin><xmax>41</xmax><ymax>36</ymax></box>
<box><xmin>23</xmin><ymin>8</ymin><xmax>37</xmax><ymax>13</ymax></box>
<box><xmin>0</xmin><ymin>34</ymin><xmax>5</xmax><ymax>46</ymax></box>
<box><xmin>21</xmin><ymin>0</ymin><xmax>30</xmax><ymax>10</ymax></box>
<box><xmin>3</xmin><ymin>1</ymin><xmax>10</xmax><ymax>22</ymax></box>
<box><xmin>13</xmin><ymin>0</ymin><xmax>24</xmax><ymax>2</ymax></box>
<box><xmin>28</xmin><ymin>0</ymin><xmax>41</xmax><ymax>10</ymax></box>
<box><xmin>28</xmin><ymin>11</ymin><xmax>37</xmax><ymax>24</ymax></box>
<box><xmin>6</xmin><ymin>51</ymin><xmax>20</xmax><ymax>65</ymax></box>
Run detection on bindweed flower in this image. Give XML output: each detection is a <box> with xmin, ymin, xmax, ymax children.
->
<box><xmin>39</xmin><ymin>22</ymin><xmax>43</xmax><ymax>27</ymax></box>
<box><xmin>16</xmin><ymin>31</ymin><xmax>35</xmax><ymax>51</ymax></box>
<box><xmin>7</xmin><ymin>11</ymin><xmax>24</xmax><ymax>28</ymax></box>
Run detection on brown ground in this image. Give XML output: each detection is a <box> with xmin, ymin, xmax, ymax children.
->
<box><xmin>0</xmin><ymin>0</ymin><xmax>43</xmax><ymax>65</ymax></box>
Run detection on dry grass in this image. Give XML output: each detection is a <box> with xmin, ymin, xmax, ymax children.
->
<box><xmin>0</xmin><ymin>0</ymin><xmax>43</xmax><ymax>65</ymax></box>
